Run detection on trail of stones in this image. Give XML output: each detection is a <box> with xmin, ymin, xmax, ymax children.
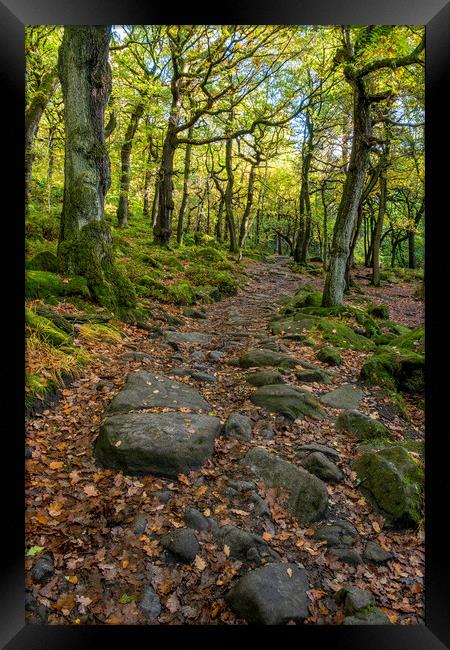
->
<box><xmin>27</xmin><ymin>256</ymin><xmax>424</xmax><ymax>625</ymax></box>
<box><xmin>91</xmin><ymin>257</ymin><xmax>401</xmax><ymax>624</ymax></box>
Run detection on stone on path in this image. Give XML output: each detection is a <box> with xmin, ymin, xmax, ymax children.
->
<box><xmin>317</xmin><ymin>346</ymin><xmax>342</xmax><ymax>366</ymax></box>
<box><xmin>363</xmin><ymin>541</ymin><xmax>393</xmax><ymax>564</ymax></box>
<box><xmin>344</xmin><ymin>608</ymin><xmax>391</xmax><ymax>625</ymax></box>
<box><xmin>183</xmin><ymin>507</ymin><xmax>211</xmax><ymax>532</ymax></box>
<box><xmin>163</xmin><ymin>330</ymin><xmax>211</xmax><ymax>345</ymax></box>
<box><xmin>320</xmin><ymin>384</ymin><xmax>363</xmax><ymax>410</ymax></box>
<box><xmin>32</xmin><ymin>555</ymin><xmax>54</xmax><ymax>584</ymax></box>
<box><xmin>337</xmin><ymin>410</ymin><xmax>391</xmax><ymax>441</ymax></box>
<box><xmin>219</xmin><ymin>525</ymin><xmax>279</xmax><ymax>563</ymax></box>
<box><xmin>296</xmin><ymin>443</ymin><xmax>340</xmax><ymax>460</ymax></box>
<box><xmin>329</xmin><ymin>547</ymin><xmax>363</xmax><ymax>565</ymax></box>
<box><xmin>335</xmin><ymin>587</ymin><xmax>374</xmax><ymax>615</ymax></box>
<box><xmin>295</xmin><ymin>369</ymin><xmax>332</xmax><ymax>384</ymax></box>
<box><xmin>139</xmin><ymin>585</ymin><xmax>161</xmax><ymax>619</ymax></box>
<box><xmin>226</xmin><ymin>562</ymin><xmax>309</xmax><ymax>625</ymax></box>
<box><xmin>95</xmin><ymin>412</ymin><xmax>222</xmax><ymax>477</ymax></box>
<box><xmin>245</xmin><ymin>446</ymin><xmax>328</xmax><ymax>524</ymax></box>
<box><xmin>250</xmin><ymin>384</ymin><xmax>326</xmax><ymax>421</ymax></box>
<box><xmin>299</xmin><ymin>451</ymin><xmax>344</xmax><ymax>483</ymax></box>
<box><xmin>246</xmin><ymin>370</ymin><xmax>286</xmax><ymax>387</ymax></box>
<box><xmin>106</xmin><ymin>371</ymin><xmax>210</xmax><ymax>415</ymax></box>
<box><xmin>160</xmin><ymin>528</ymin><xmax>200</xmax><ymax>563</ymax></box>
<box><xmin>224</xmin><ymin>413</ymin><xmax>253</xmax><ymax>440</ymax></box>
<box><xmin>313</xmin><ymin>519</ymin><xmax>358</xmax><ymax>547</ymax></box>
<box><xmin>238</xmin><ymin>349</ymin><xmax>298</xmax><ymax>369</ymax></box>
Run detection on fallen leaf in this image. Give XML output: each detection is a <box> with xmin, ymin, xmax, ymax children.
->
<box><xmin>49</xmin><ymin>461</ymin><xmax>64</xmax><ymax>469</ymax></box>
<box><xmin>223</xmin><ymin>545</ymin><xmax>230</xmax><ymax>557</ymax></box>
<box><xmin>166</xmin><ymin>592</ymin><xmax>180</xmax><ymax>613</ymax></box>
<box><xmin>194</xmin><ymin>555</ymin><xmax>207</xmax><ymax>572</ymax></box>
<box><xmin>83</xmin><ymin>484</ymin><xmax>98</xmax><ymax>497</ymax></box>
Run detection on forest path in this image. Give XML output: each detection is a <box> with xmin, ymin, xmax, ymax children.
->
<box><xmin>25</xmin><ymin>255</ymin><xmax>424</xmax><ymax>626</ymax></box>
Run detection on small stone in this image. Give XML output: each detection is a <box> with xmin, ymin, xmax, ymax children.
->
<box><xmin>96</xmin><ymin>380</ymin><xmax>114</xmax><ymax>391</ymax></box>
<box><xmin>208</xmin><ymin>351</ymin><xmax>224</xmax><ymax>362</ymax></box>
<box><xmin>121</xmin><ymin>351</ymin><xmax>152</xmax><ymax>361</ymax></box>
<box><xmin>171</xmin><ymin>368</ymin><xmax>192</xmax><ymax>377</ymax></box>
<box><xmin>25</xmin><ymin>446</ymin><xmax>33</xmax><ymax>459</ymax></box>
<box><xmin>249</xmin><ymin>493</ymin><xmax>271</xmax><ymax>516</ymax></box>
<box><xmin>335</xmin><ymin>587</ymin><xmax>375</xmax><ymax>615</ymax></box>
<box><xmin>190</xmin><ymin>350</ymin><xmax>204</xmax><ymax>361</ymax></box>
<box><xmin>246</xmin><ymin>370</ymin><xmax>286</xmax><ymax>387</ymax></box>
<box><xmin>228</xmin><ymin>480</ymin><xmax>257</xmax><ymax>492</ymax></box>
<box><xmin>222</xmin><ymin>487</ymin><xmax>239</xmax><ymax>499</ymax></box>
<box><xmin>153</xmin><ymin>490</ymin><xmax>171</xmax><ymax>503</ymax></box>
<box><xmin>314</xmin><ymin>520</ymin><xmax>358</xmax><ymax>547</ymax></box>
<box><xmin>295</xmin><ymin>369</ymin><xmax>332</xmax><ymax>384</ymax></box>
<box><xmin>246</xmin><ymin>547</ymin><xmax>260</xmax><ymax>562</ymax></box>
<box><xmin>260</xmin><ymin>427</ymin><xmax>274</xmax><ymax>440</ymax></box>
<box><xmin>160</xmin><ymin>528</ymin><xmax>200</xmax><ymax>563</ymax></box>
<box><xmin>139</xmin><ymin>585</ymin><xmax>161</xmax><ymax>619</ymax></box>
<box><xmin>32</xmin><ymin>555</ymin><xmax>54</xmax><ymax>584</ymax></box>
<box><xmin>363</xmin><ymin>541</ymin><xmax>393</xmax><ymax>564</ymax></box>
<box><xmin>190</xmin><ymin>371</ymin><xmax>216</xmax><ymax>384</ymax></box>
<box><xmin>329</xmin><ymin>547</ymin><xmax>363</xmax><ymax>565</ymax></box>
<box><xmin>132</xmin><ymin>513</ymin><xmax>148</xmax><ymax>535</ymax></box>
<box><xmin>296</xmin><ymin>443</ymin><xmax>340</xmax><ymax>460</ymax></box>
<box><xmin>224</xmin><ymin>413</ymin><xmax>253</xmax><ymax>440</ymax></box>
<box><xmin>25</xmin><ymin>592</ymin><xmax>49</xmax><ymax>624</ymax></box>
<box><xmin>317</xmin><ymin>346</ymin><xmax>342</xmax><ymax>366</ymax></box>
<box><xmin>183</xmin><ymin>507</ymin><xmax>211</xmax><ymax>531</ymax></box>
<box><xmin>344</xmin><ymin>608</ymin><xmax>391</xmax><ymax>625</ymax></box>
<box><xmin>299</xmin><ymin>451</ymin><xmax>344</xmax><ymax>483</ymax></box>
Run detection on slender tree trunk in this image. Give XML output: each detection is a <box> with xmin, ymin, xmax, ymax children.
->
<box><xmin>25</xmin><ymin>68</ymin><xmax>58</xmax><ymax>214</ymax></box>
<box><xmin>215</xmin><ymin>195</ymin><xmax>224</xmax><ymax>242</ymax></box>
<box><xmin>322</xmin><ymin>83</ymin><xmax>372</xmax><ymax>306</ymax></box>
<box><xmin>371</xmin><ymin>173</ymin><xmax>387</xmax><ymax>286</ymax></box>
<box><xmin>225</xmin><ymin>137</ymin><xmax>238</xmax><ymax>253</ymax></box>
<box><xmin>408</xmin><ymin>230</ymin><xmax>417</xmax><ymax>269</ymax></box>
<box><xmin>117</xmin><ymin>102</ymin><xmax>144</xmax><ymax>227</ymax></box>
<box><xmin>143</xmin><ymin>136</ymin><xmax>153</xmax><ymax>219</ymax></box>
<box><xmin>151</xmin><ymin>177</ymin><xmax>159</xmax><ymax>227</ymax></box>
<box><xmin>239</xmin><ymin>163</ymin><xmax>256</xmax><ymax>247</ymax></box>
<box><xmin>47</xmin><ymin>125</ymin><xmax>56</xmax><ymax>212</ymax></box>
<box><xmin>321</xmin><ymin>184</ymin><xmax>328</xmax><ymax>270</ymax></box>
<box><xmin>176</xmin><ymin>125</ymin><xmax>194</xmax><ymax>243</ymax></box>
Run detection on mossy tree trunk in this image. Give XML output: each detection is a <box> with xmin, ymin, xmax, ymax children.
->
<box><xmin>371</xmin><ymin>172</ymin><xmax>387</xmax><ymax>286</ymax></box>
<box><xmin>57</xmin><ymin>26</ymin><xmax>135</xmax><ymax>313</ymax></box>
<box><xmin>176</xmin><ymin>125</ymin><xmax>194</xmax><ymax>244</ymax></box>
<box><xmin>25</xmin><ymin>67</ymin><xmax>58</xmax><ymax>214</ymax></box>
<box><xmin>224</xmin><ymin>137</ymin><xmax>239</xmax><ymax>253</ymax></box>
<box><xmin>117</xmin><ymin>101</ymin><xmax>144</xmax><ymax>227</ymax></box>
<box><xmin>322</xmin><ymin>82</ymin><xmax>372</xmax><ymax>306</ymax></box>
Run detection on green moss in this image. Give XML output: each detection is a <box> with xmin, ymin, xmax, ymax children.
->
<box><xmin>25</xmin><ymin>271</ymin><xmax>65</xmax><ymax>299</ymax></box>
<box><xmin>360</xmin><ymin>348</ymin><xmax>424</xmax><ymax>394</ymax></box>
<box><xmin>26</xmin><ymin>250</ymin><xmax>58</xmax><ymax>273</ymax></box>
<box><xmin>167</xmin><ymin>281</ymin><xmax>196</xmax><ymax>305</ymax></box>
<box><xmin>26</xmin><ymin>309</ymin><xmax>71</xmax><ymax>347</ymax></box>
<box><xmin>317</xmin><ymin>346</ymin><xmax>342</xmax><ymax>366</ymax></box>
<box><xmin>185</xmin><ymin>265</ymin><xmax>238</xmax><ymax>296</ymax></box>
<box><xmin>367</xmin><ymin>303</ymin><xmax>389</xmax><ymax>320</ymax></box>
<box><xmin>194</xmin><ymin>284</ymin><xmax>221</xmax><ymax>303</ymax></box>
<box><xmin>65</xmin><ymin>276</ymin><xmax>91</xmax><ymax>298</ymax></box>
<box><xmin>389</xmin><ymin>326</ymin><xmax>424</xmax><ymax>354</ymax></box>
<box><xmin>25</xmin><ymin>374</ymin><xmax>56</xmax><ymax>411</ymax></box>
<box><xmin>354</xmin><ymin>445</ymin><xmax>424</xmax><ymax>528</ymax></box>
<box><xmin>316</xmin><ymin>318</ymin><xmax>375</xmax><ymax>350</ymax></box>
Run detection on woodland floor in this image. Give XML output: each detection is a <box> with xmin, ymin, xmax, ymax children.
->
<box><xmin>25</xmin><ymin>256</ymin><xmax>425</xmax><ymax>625</ymax></box>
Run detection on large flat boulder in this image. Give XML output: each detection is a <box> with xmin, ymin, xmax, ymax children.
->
<box><xmin>226</xmin><ymin>562</ymin><xmax>309</xmax><ymax>625</ymax></box>
<box><xmin>95</xmin><ymin>412</ymin><xmax>222</xmax><ymax>477</ymax></box>
<box><xmin>106</xmin><ymin>371</ymin><xmax>210</xmax><ymax>414</ymax></box>
<box><xmin>244</xmin><ymin>447</ymin><xmax>328</xmax><ymax>524</ymax></box>
<box><xmin>250</xmin><ymin>384</ymin><xmax>326</xmax><ymax>420</ymax></box>
<box><xmin>337</xmin><ymin>410</ymin><xmax>391</xmax><ymax>441</ymax></box>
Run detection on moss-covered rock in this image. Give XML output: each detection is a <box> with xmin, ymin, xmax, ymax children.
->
<box><xmin>280</xmin><ymin>286</ymin><xmax>322</xmax><ymax>315</ymax></box>
<box><xmin>25</xmin><ymin>271</ymin><xmax>64</xmax><ymax>299</ymax></box>
<box><xmin>185</xmin><ymin>265</ymin><xmax>238</xmax><ymax>296</ymax></box>
<box><xmin>354</xmin><ymin>445</ymin><xmax>424</xmax><ymax>528</ymax></box>
<box><xmin>27</xmin><ymin>250</ymin><xmax>58</xmax><ymax>273</ymax></box>
<box><xmin>250</xmin><ymin>384</ymin><xmax>326</xmax><ymax>420</ymax></box>
<box><xmin>246</xmin><ymin>370</ymin><xmax>286</xmax><ymax>387</ymax></box>
<box><xmin>360</xmin><ymin>348</ymin><xmax>424</xmax><ymax>394</ymax></box>
<box><xmin>238</xmin><ymin>349</ymin><xmax>298</xmax><ymax>369</ymax></box>
<box><xmin>337</xmin><ymin>410</ymin><xmax>392</xmax><ymax>441</ymax></box>
<box><xmin>367</xmin><ymin>303</ymin><xmax>389</xmax><ymax>319</ymax></box>
<box><xmin>317</xmin><ymin>346</ymin><xmax>342</xmax><ymax>366</ymax></box>
<box><xmin>389</xmin><ymin>326</ymin><xmax>424</xmax><ymax>354</ymax></box>
<box><xmin>194</xmin><ymin>284</ymin><xmax>221</xmax><ymax>303</ymax></box>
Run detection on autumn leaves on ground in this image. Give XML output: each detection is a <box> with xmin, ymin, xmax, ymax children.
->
<box><xmin>25</xmin><ymin>256</ymin><xmax>424</xmax><ymax>626</ymax></box>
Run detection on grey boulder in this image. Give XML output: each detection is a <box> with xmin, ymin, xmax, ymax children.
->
<box><xmin>224</xmin><ymin>413</ymin><xmax>253</xmax><ymax>440</ymax></box>
<box><xmin>250</xmin><ymin>384</ymin><xmax>326</xmax><ymax>421</ymax></box>
<box><xmin>160</xmin><ymin>528</ymin><xmax>200</xmax><ymax>563</ymax></box>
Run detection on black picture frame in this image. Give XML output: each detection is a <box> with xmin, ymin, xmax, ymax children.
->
<box><xmin>3</xmin><ymin>0</ymin><xmax>449</xmax><ymax>647</ymax></box>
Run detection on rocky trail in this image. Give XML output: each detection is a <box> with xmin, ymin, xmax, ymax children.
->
<box><xmin>25</xmin><ymin>257</ymin><xmax>424</xmax><ymax>626</ymax></box>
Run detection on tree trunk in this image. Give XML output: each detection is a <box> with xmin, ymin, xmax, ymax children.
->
<box><xmin>239</xmin><ymin>163</ymin><xmax>256</xmax><ymax>247</ymax></box>
<box><xmin>46</xmin><ymin>125</ymin><xmax>56</xmax><ymax>212</ymax></box>
<box><xmin>225</xmin><ymin>137</ymin><xmax>238</xmax><ymax>253</ymax></box>
<box><xmin>371</xmin><ymin>173</ymin><xmax>387</xmax><ymax>286</ymax></box>
<box><xmin>117</xmin><ymin>102</ymin><xmax>144</xmax><ymax>227</ymax></box>
<box><xmin>143</xmin><ymin>135</ymin><xmax>153</xmax><ymax>219</ymax></box>
<box><xmin>321</xmin><ymin>184</ymin><xmax>328</xmax><ymax>270</ymax></box>
<box><xmin>25</xmin><ymin>68</ymin><xmax>58</xmax><ymax>214</ymax></box>
<box><xmin>408</xmin><ymin>230</ymin><xmax>417</xmax><ymax>269</ymax></box>
<box><xmin>176</xmin><ymin>125</ymin><xmax>194</xmax><ymax>243</ymax></box>
<box><xmin>322</xmin><ymin>83</ymin><xmax>372</xmax><ymax>306</ymax></box>
<box><xmin>57</xmin><ymin>27</ymin><xmax>133</xmax><ymax>311</ymax></box>
<box><xmin>215</xmin><ymin>195</ymin><xmax>224</xmax><ymax>242</ymax></box>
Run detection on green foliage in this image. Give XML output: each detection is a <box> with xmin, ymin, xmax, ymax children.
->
<box><xmin>185</xmin><ymin>265</ymin><xmax>238</xmax><ymax>296</ymax></box>
<box><xmin>25</xmin><ymin>271</ymin><xmax>64</xmax><ymax>299</ymax></box>
<box><xmin>317</xmin><ymin>346</ymin><xmax>342</xmax><ymax>366</ymax></box>
<box><xmin>27</xmin><ymin>250</ymin><xmax>58</xmax><ymax>272</ymax></box>
<box><xmin>25</xmin><ymin>308</ymin><xmax>71</xmax><ymax>347</ymax></box>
